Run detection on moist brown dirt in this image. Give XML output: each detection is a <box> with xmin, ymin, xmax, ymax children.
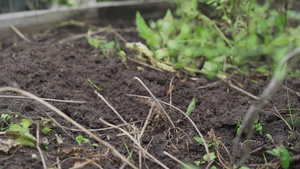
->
<box><xmin>0</xmin><ymin>19</ymin><xmax>300</xmax><ymax>169</ymax></box>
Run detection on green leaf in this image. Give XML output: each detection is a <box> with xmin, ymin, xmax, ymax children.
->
<box><xmin>186</xmin><ymin>97</ymin><xmax>198</xmax><ymax>116</ymax></box>
<box><xmin>181</xmin><ymin>163</ymin><xmax>199</xmax><ymax>169</ymax></box>
<box><xmin>202</xmin><ymin>61</ymin><xmax>219</xmax><ymax>77</ymax></box>
<box><xmin>194</xmin><ymin>137</ymin><xmax>203</xmax><ymax>143</ymax></box>
<box><xmin>42</xmin><ymin>126</ymin><xmax>52</xmax><ymax>134</ymax></box>
<box><xmin>177</xmin><ymin>22</ymin><xmax>191</xmax><ymax>40</ymax></box>
<box><xmin>15</xmin><ymin>132</ymin><xmax>36</xmax><ymax>147</ymax></box>
<box><xmin>159</xmin><ymin>9</ymin><xmax>174</xmax><ymax>44</ymax></box>
<box><xmin>5</xmin><ymin>131</ymin><xmax>36</xmax><ymax>147</ymax></box>
<box><xmin>239</xmin><ymin>167</ymin><xmax>251</xmax><ymax>169</ymax></box>
<box><xmin>266</xmin><ymin>149</ymin><xmax>280</xmax><ymax>157</ymax></box>
<box><xmin>136</xmin><ymin>12</ymin><xmax>161</xmax><ymax>49</ymax></box>
<box><xmin>255</xmin><ymin>66</ymin><xmax>268</xmax><ymax>73</ymax></box>
<box><xmin>101</xmin><ymin>41</ymin><xmax>115</xmax><ymax>50</ymax></box>
<box><xmin>5</xmin><ymin>119</ymin><xmax>36</xmax><ymax>147</ymax></box>
<box><xmin>20</xmin><ymin>119</ymin><xmax>31</xmax><ymax>129</ymax></box>
<box><xmin>281</xmin><ymin>146</ymin><xmax>290</xmax><ymax>169</ymax></box>
<box><xmin>275</xmin><ymin>13</ymin><xmax>286</xmax><ymax>34</ymax></box>
<box><xmin>155</xmin><ymin>48</ymin><xmax>169</xmax><ymax>60</ymax></box>
<box><xmin>194</xmin><ymin>160</ymin><xmax>206</xmax><ymax>166</ymax></box>
<box><xmin>92</xmin><ymin>143</ymin><xmax>99</xmax><ymax>147</ymax></box>
<box><xmin>76</xmin><ymin>135</ymin><xmax>89</xmax><ymax>145</ymax></box>
<box><xmin>203</xmin><ymin>152</ymin><xmax>217</xmax><ymax>161</ymax></box>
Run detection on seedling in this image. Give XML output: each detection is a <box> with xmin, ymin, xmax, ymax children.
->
<box><xmin>38</xmin><ymin>117</ymin><xmax>55</xmax><ymax>134</ymax></box>
<box><xmin>186</xmin><ymin>97</ymin><xmax>198</xmax><ymax>116</ymax></box>
<box><xmin>0</xmin><ymin>113</ymin><xmax>13</xmax><ymax>131</ymax></box>
<box><xmin>115</xmin><ymin>36</ymin><xmax>128</xmax><ymax>67</ymax></box>
<box><xmin>266</xmin><ymin>134</ymin><xmax>275</xmax><ymax>144</ymax></box>
<box><xmin>274</xmin><ymin>105</ymin><xmax>299</xmax><ymax>138</ymax></box>
<box><xmin>236</xmin><ymin>117</ymin><xmax>265</xmax><ymax>135</ymax></box>
<box><xmin>88</xmin><ymin>79</ymin><xmax>101</xmax><ymax>91</ymax></box>
<box><xmin>254</xmin><ymin>119</ymin><xmax>265</xmax><ymax>136</ymax></box>
<box><xmin>194</xmin><ymin>137</ymin><xmax>216</xmax><ymax>148</ymax></box>
<box><xmin>193</xmin><ymin>137</ymin><xmax>217</xmax><ymax>166</ymax></box>
<box><xmin>124</xmin><ymin>140</ymin><xmax>135</xmax><ymax>165</ymax></box>
<box><xmin>5</xmin><ymin>119</ymin><xmax>37</xmax><ymax>147</ymax></box>
<box><xmin>266</xmin><ymin>145</ymin><xmax>290</xmax><ymax>169</ymax></box>
<box><xmin>87</xmin><ymin>29</ymin><xmax>115</xmax><ymax>56</ymax></box>
<box><xmin>41</xmin><ymin>126</ymin><xmax>52</xmax><ymax>134</ymax></box>
<box><xmin>75</xmin><ymin>135</ymin><xmax>90</xmax><ymax>145</ymax></box>
<box><xmin>92</xmin><ymin>143</ymin><xmax>98</xmax><ymax>147</ymax></box>
<box><xmin>194</xmin><ymin>152</ymin><xmax>216</xmax><ymax>166</ymax></box>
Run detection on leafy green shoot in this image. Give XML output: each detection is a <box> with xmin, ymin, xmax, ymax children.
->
<box><xmin>266</xmin><ymin>145</ymin><xmax>290</xmax><ymax>169</ymax></box>
<box><xmin>194</xmin><ymin>152</ymin><xmax>216</xmax><ymax>166</ymax></box>
<box><xmin>287</xmin><ymin>92</ymin><xmax>295</xmax><ymax>130</ymax></box>
<box><xmin>266</xmin><ymin>134</ymin><xmax>275</xmax><ymax>144</ymax></box>
<box><xmin>88</xmin><ymin>79</ymin><xmax>101</xmax><ymax>91</ymax></box>
<box><xmin>92</xmin><ymin>143</ymin><xmax>99</xmax><ymax>147</ymax></box>
<box><xmin>254</xmin><ymin>119</ymin><xmax>265</xmax><ymax>136</ymax></box>
<box><xmin>123</xmin><ymin>140</ymin><xmax>135</xmax><ymax>165</ymax></box>
<box><xmin>115</xmin><ymin>36</ymin><xmax>127</xmax><ymax>67</ymax></box>
<box><xmin>236</xmin><ymin>117</ymin><xmax>242</xmax><ymax>134</ymax></box>
<box><xmin>186</xmin><ymin>97</ymin><xmax>198</xmax><ymax>116</ymax></box>
<box><xmin>0</xmin><ymin>113</ymin><xmax>13</xmax><ymax>131</ymax></box>
<box><xmin>194</xmin><ymin>137</ymin><xmax>216</xmax><ymax>148</ymax></box>
<box><xmin>87</xmin><ymin>29</ymin><xmax>115</xmax><ymax>56</ymax></box>
<box><xmin>75</xmin><ymin>135</ymin><xmax>90</xmax><ymax>145</ymax></box>
<box><xmin>42</xmin><ymin>126</ymin><xmax>52</xmax><ymax>134</ymax></box>
<box><xmin>236</xmin><ymin>117</ymin><xmax>264</xmax><ymax>135</ymax></box>
<box><xmin>5</xmin><ymin>119</ymin><xmax>37</xmax><ymax>147</ymax></box>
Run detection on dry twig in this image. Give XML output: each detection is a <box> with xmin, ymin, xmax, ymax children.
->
<box><xmin>126</xmin><ymin>94</ymin><xmax>211</xmax><ymax>162</ymax></box>
<box><xmin>35</xmin><ymin>123</ymin><xmax>47</xmax><ymax>169</ymax></box>
<box><xmin>9</xmin><ymin>25</ymin><xmax>31</xmax><ymax>42</ymax></box>
<box><xmin>94</xmin><ymin>91</ymin><xmax>127</xmax><ymax>124</ymax></box>
<box><xmin>281</xmin><ymin>84</ymin><xmax>300</xmax><ymax>97</ymax></box>
<box><xmin>127</xmin><ymin>57</ymin><xmax>164</xmax><ymax>72</ymax></box>
<box><xmin>125</xmin><ymin>77</ymin><xmax>175</xmax><ymax>128</ymax></box>
<box><xmin>99</xmin><ymin>118</ymin><xmax>169</xmax><ymax>169</ymax></box>
<box><xmin>59</xmin><ymin>27</ymin><xmax>108</xmax><ymax>44</ymax></box>
<box><xmin>163</xmin><ymin>151</ymin><xmax>190</xmax><ymax>168</ymax></box>
<box><xmin>0</xmin><ymin>95</ymin><xmax>87</xmax><ymax>103</ymax></box>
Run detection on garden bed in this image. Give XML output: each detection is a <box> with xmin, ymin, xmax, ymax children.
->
<box><xmin>0</xmin><ymin>2</ymin><xmax>300</xmax><ymax>169</ymax></box>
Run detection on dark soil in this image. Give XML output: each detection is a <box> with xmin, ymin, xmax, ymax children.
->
<box><xmin>0</xmin><ymin>18</ymin><xmax>300</xmax><ymax>169</ymax></box>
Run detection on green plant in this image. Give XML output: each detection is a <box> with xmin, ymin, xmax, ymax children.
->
<box><xmin>254</xmin><ymin>119</ymin><xmax>265</xmax><ymax>136</ymax></box>
<box><xmin>75</xmin><ymin>135</ymin><xmax>90</xmax><ymax>145</ymax></box>
<box><xmin>0</xmin><ymin>113</ymin><xmax>13</xmax><ymax>131</ymax></box>
<box><xmin>115</xmin><ymin>36</ymin><xmax>127</xmax><ymax>67</ymax></box>
<box><xmin>193</xmin><ymin>137</ymin><xmax>217</xmax><ymax>166</ymax></box>
<box><xmin>38</xmin><ymin>118</ymin><xmax>55</xmax><ymax>134</ymax></box>
<box><xmin>5</xmin><ymin>119</ymin><xmax>37</xmax><ymax>147</ymax></box>
<box><xmin>194</xmin><ymin>137</ymin><xmax>216</xmax><ymax>148</ymax></box>
<box><xmin>186</xmin><ymin>97</ymin><xmax>198</xmax><ymax>116</ymax></box>
<box><xmin>194</xmin><ymin>152</ymin><xmax>217</xmax><ymax>166</ymax></box>
<box><xmin>129</xmin><ymin>0</ymin><xmax>300</xmax><ymax>79</ymax></box>
<box><xmin>274</xmin><ymin>103</ymin><xmax>299</xmax><ymax>138</ymax></box>
<box><xmin>266</xmin><ymin>134</ymin><xmax>275</xmax><ymax>144</ymax></box>
<box><xmin>236</xmin><ymin>117</ymin><xmax>243</xmax><ymax>134</ymax></box>
<box><xmin>236</xmin><ymin>117</ymin><xmax>265</xmax><ymax>135</ymax></box>
<box><xmin>92</xmin><ymin>143</ymin><xmax>99</xmax><ymax>147</ymax></box>
<box><xmin>88</xmin><ymin>79</ymin><xmax>101</xmax><ymax>91</ymax></box>
<box><xmin>266</xmin><ymin>145</ymin><xmax>290</xmax><ymax>169</ymax></box>
<box><xmin>124</xmin><ymin>140</ymin><xmax>135</xmax><ymax>165</ymax></box>
<box><xmin>87</xmin><ymin>29</ymin><xmax>115</xmax><ymax>56</ymax></box>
